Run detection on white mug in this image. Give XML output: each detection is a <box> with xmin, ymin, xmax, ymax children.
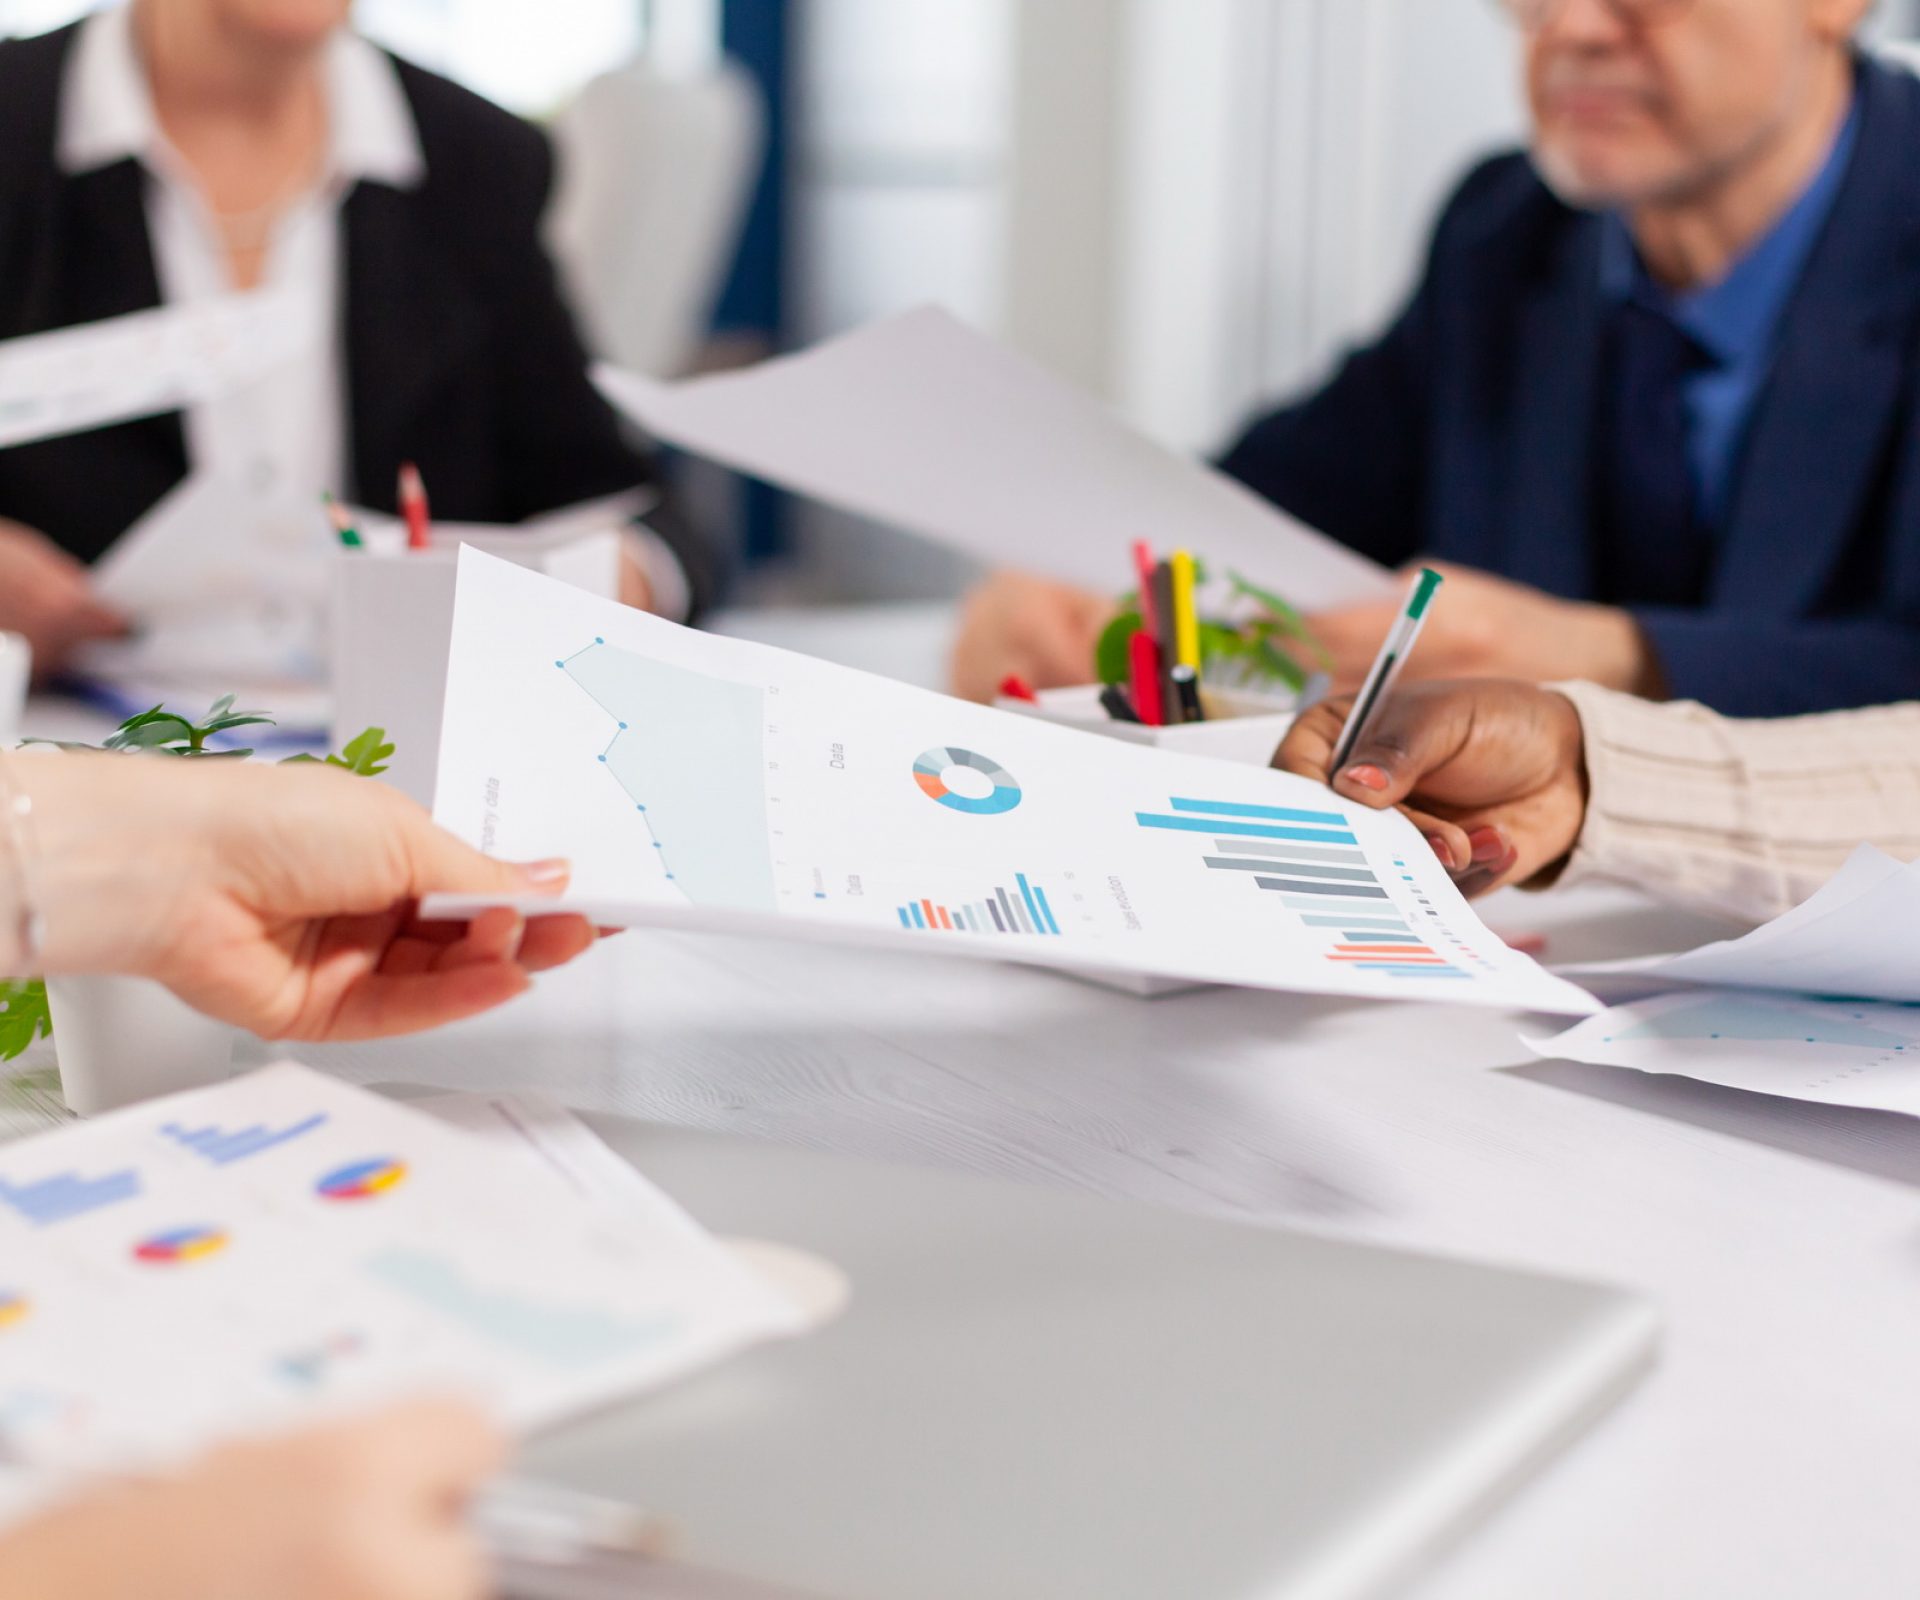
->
<box><xmin>0</xmin><ymin>631</ymin><xmax>29</xmax><ymax>746</ymax></box>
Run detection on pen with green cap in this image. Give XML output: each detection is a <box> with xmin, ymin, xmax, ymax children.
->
<box><xmin>1329</xmin><ymin>567</ymin><xmax>1445</xmax><ymax>772</ymax></box>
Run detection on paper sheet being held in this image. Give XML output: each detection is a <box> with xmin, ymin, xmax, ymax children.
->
<box><xmin>429</xmin><ymin>548</ymin><xmax>1594</xmax><ymax>1016</ymax></box>
<box><xmin>0</xmin><ymin>289</ymin><xmax>322</xmax><ymax>450</ymax></box>
<box><xmin>595</xmin><ymin>307</ymin><xmax>1389</xmax><ymax>606</ymax></box>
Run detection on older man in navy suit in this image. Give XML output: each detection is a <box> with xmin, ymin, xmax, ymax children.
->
<box><xmin>953</xmin><ymin>0</ymin><xmax>1913</xmax><ymax>716</ymax></box>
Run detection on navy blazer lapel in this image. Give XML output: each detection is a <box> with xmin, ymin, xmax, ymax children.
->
<box><xmin>341</xmin><ymin>178</ymin><xmax>483</xmax><ymax>508</ymax></box>
<box><xmin>1493</xmin><ymin>215</ymin><xmax>1606</xmax><ymax>599</ymax></box>
<box><xmin>1714</xmin><ymin>60</ymin><xmax>1920</xmax><ymax>615</ymax></box>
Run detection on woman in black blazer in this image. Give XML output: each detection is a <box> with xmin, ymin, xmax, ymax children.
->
<box><xmin>0</xmin><ymin>0</ymin><xmax>716</xmax><ymax>671</ymax></box>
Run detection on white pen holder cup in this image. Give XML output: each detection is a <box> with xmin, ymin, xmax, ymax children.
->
<box><xmin>0</xmin><ymin>631</ymin><xmax>30</xmax><ymax>745</ymax></box>
<box><xmin>994</xmin><ymin>682</ymin><xmax>1303</xmax><ymax>768</ymax></box>
<box><xmin>331</xmin><ymin>530</ymin><xmax>621</xmax><ymax>806</ymax></box>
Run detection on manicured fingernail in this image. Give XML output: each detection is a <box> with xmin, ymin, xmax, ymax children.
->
<box><xmin>1426</xmin><ymin>834</ymin><xmax>1455</xmax><ymax>870</ymax></box>
<box><xmin>1467</xmin><ymin>828</ymin><xmax>1507</xmax><ymax>865</ymax></box>
<box><xmin>519</xmin><ymin>858</ymin><xmax>570</xmax><ymax>888</ymax></box>
<box><xmin>1344</xmin><ymin>764</ymin><xmax>1389</xmax><ymax>792</ymax></box>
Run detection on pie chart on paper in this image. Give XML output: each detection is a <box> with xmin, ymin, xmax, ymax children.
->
<box><xmin>913</xmin><ymin>748</ymin><xmax>1023</xmax><ymax>816</ymax></box>
<box><xmin>316</xmin><ymin>1158</ymin><xmax>409</xmax><ymax>1202</ymax></box>
<box><xmin>134</xmin><ymin>1226</ymin><xmax>229</xmax><ymax>1265</ymax></box>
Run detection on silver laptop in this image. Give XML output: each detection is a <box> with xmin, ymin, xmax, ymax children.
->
<box><xmin>509</xmin><ymin>1116</ymin><xmax>1657</xmax><ymax>1600</ymax></box>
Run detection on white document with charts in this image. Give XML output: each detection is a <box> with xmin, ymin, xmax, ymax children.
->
<box><xmin>0</xmin><ymin>1063</ymin><xmax>800</xmax><ymax>1530</ymax></box>
<box><xmin>430</xmin><ymin>550</ymin><xmax>1594</xmax><ymax>1016</ymax></box>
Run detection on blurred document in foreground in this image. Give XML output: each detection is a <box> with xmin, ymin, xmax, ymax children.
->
<box><xmin>429</xmin><ymin>549</ymin><xmax>1593</xmax><ymax>1015</ymax></box>
<box><xmin>595</xmin><ymin>307</ymin><xmax>1388</xmax><ymax>606</ymax></box>
<box><xmin>0</xmin><ymin>1062</ymin><xmax>801</xmax><ymax>1528</ymax></box>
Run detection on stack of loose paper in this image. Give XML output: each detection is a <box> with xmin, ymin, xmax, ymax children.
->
<box><xmin>0</xmin><ymin>1063</ymin><xmax>801</xmax><ymax>1529</ymax></box>
<box><xmin>1533</xmin><ymin>846</ymin><xmax>1920</xmax><ymax>1116</ymax></box>
<box><xmin>428</xmin><ymin>548</ymin><xmax>1595</xmax><ymax>1016</ymax></box>
<box><xmin>594</xmin><ymin>307</ymin><xmax>1390</xmax><ymax>606</ymax></box>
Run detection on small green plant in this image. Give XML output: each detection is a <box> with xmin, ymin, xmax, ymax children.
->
<box><xmin>1094</xmin><ymin>562</ymin><xmax>1332</xmax><ymax>694</ymax></box>
<box><xmin>0</xmin><ymin>978</ymin><xmax>51</xmax><ymax>1061</ymax></box>
<box><xmin>1</xmin><ymin>699</ymin><xmax>393</xmax><ymax>1060</ymax></box>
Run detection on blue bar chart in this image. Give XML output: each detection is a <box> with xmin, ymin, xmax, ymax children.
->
<box><xmin>162</xmin><ymin>1114</ymin><xmax>330</xmax><ymax>1167</ymax></box>
<box><xmin>0</xmin><ymin>1168</ymin><xmax>142</xmax><ymax>1227</ymax></box>
<box><xmin>1135</xmin><ymin>796</ymin><xmax>1468</xmax><ymax>979</ymax></box>
<box><xmin>897</xmin><ymin>872</ymin><xmax>1062</xmax><ymax>936</ymax></box>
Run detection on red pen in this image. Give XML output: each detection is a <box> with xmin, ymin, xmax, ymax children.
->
<box><xmin>1132</xmin><ymin>539</ymin><xmax>1158</xmax><ymax>635</ymax></box>
<box><xmin>399</xmin><ymin>461</ymin><xmax>431</xmax><ymax>552</ymax></box>
<box><xmin>998</xmin><ymin>674</ymin><xmax>1040</xmax><ymax>704</ymax></box>
<box><xmin>1128</xmin><ymin>630</ymin><xmax>1164</xmax><ymax>727</ymax></box>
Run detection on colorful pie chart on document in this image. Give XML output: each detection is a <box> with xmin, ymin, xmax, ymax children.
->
<box><xmin>316</xmin><ymin>1158</ymin><xmax>409</xmax><ymax>1202</ymax></box>
<box><xmin>912</xmin><ymin>748</ymin><xmax>1023</xmax><ymax>816</ymax></box>
<box><xmin>134</xmin><ymin>1226</ymin><xmax>229</xmax><ymax>1265</ymax></box>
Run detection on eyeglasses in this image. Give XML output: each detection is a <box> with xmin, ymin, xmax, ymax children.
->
<box><xmin>1495</xmin><ymin>0</ymin><xmax>1695</xmax><ymax>28</ymax></box>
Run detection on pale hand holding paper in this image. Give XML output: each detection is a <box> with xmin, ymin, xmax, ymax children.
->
<box><xmin>429</xmin><ymin>548</ymin><xmax>1593</xmax><ymax>1016</ymax></box>
<box><xmin>593</xmin><ymin>307</ymin><xmax>1390</xmax><ymax>606</ymax></box>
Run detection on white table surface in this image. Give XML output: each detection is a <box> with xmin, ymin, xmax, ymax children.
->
<box><xmin>20</xmin><ymin>603</ymin><xmax>1920</xmax><ymax>1598</ymax></box>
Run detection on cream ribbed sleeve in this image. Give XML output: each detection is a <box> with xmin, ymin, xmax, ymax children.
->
<box><xmin>1551</xmin><ymin>682</ymin><xmax>1920</xmax><ymax>925</ymax></box>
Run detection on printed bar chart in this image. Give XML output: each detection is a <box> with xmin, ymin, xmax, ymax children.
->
<box><xmin>0</xmin><ymin>1168</ymin><xmax>142</xmax><ymax>1227</ymax></box>
<box><xmin>1167</xmin><ymin>798</ymin><xmax>1350</xmax><ymax>825</ymax></box>
<box><xmin>1136</xmin><ymin>813</ymin><xmax>1359</xmax><ymax>846</ymax></box>
<box><xmin>1257</xmin><ymin>876</ymin><xmax>1391</xmax><ymax>901</ymax></box>
<box><xmin>1138</xmin><ymin>794</ymin><xmax>1470</xmax><ymax>981</ymax></box>
<box><xmin>897</xmin><ymin>872</ymin><xmax>1062</xmax><ymax>936</ymax></box>
<box><xmin>162</xmin><ymin>1114</ymin><xmax>330</xmax><ymax>1166</ymax></box>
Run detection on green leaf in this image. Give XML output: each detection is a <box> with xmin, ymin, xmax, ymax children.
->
<box><xmin>326</xmin><ymin>727</ymin><xmax>395</xmax><ymax>777</ymax></box>
<box><xmin>108</xmin><ymin>716</ymin><xmax>196</xmax><ymax>750</ymax></box>
<box><xmin>1248</xmin><ymin>634</ymin><xmax>1310</xmax><ymax>691</ymax></box>
<box><xmin>1225</xmin><ymin>570</ymin><xmax>1333</xmax><ymax>670</ymax></box>
<box><xmin>204</xmin><ymin>694</ymin><xmax>236</xmax><ymax>721</ymax></box>
<box><xmin>1226</xmin><ymin>570</ymin><xmax>1311</xmax><ymax>633</ymax></box>
<box><xmin>0</xmin><ymin>979</ymin><xmax>51</xmax><ymax>1062</ymax></box>
<box><xmin>1195</xmin><ymin>620</ymin><xmax>1247</xmax><ymax>663</ymax></box>
<box><xmin>1093</xmin><ymin>611</ymin><xmax>1144</xmax><ymax>687</ymax></box>
<box><xmin>104</xmin><ymin>706</ymin><xmax>180</xmax><ymax>740</ymax></box>
<box><xmin>200</xmin><ymin>712</ymin><xmax>277</xmax><ymax>734</ymax></box>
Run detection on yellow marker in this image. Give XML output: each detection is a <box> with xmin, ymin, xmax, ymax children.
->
<box><xmin>1170</xmin><ymin>550</ymin><xmax>1201</xmax><ymax>671</ymax></box>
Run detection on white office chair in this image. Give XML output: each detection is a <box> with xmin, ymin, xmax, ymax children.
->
<box><xmin>547</xmin><ymin>59</ymin><xmax>765</xmax><ymax>378</ymax></box>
